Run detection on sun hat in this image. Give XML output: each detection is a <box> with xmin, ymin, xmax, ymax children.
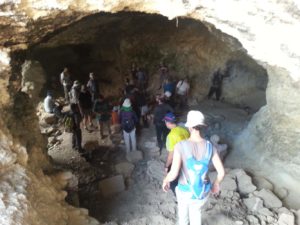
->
<box><xmin>185</xmin><ymin>110</ymin><xmax>206</xmax><ymax>127</ymax></box>
<box><xmin>164</xmin><ymin>112</ymin><xmax>176</xmax><ymax>123</ymax></box>
<box><xmin>122</xmin><ymin>98</ymin><xmax>131</xmax><ymax>107</ymax></box>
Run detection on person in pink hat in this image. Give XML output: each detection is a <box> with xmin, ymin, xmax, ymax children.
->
<box><xmin>162</xmin><ymin>110</ymin><xmax>225</xmax><ymax>225</ymax></box>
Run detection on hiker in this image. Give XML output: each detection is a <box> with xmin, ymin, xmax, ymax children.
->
<box><xmin>44</xmin><ymin>90</ymin><xmax>63</xmax><ymax>118</ymax></box>
<box><xmin>136</xmin><ymin>90</ymin><xmax>149</xmax><ymax>128</ymax></box>
<box><xmin>164</xmin><ymin>91</ymin><xmax>176</xmax><ymax>108</ymax></box>
<box><xmin>69</xmin><ymin>80</ymin><xmax>81</xmax><ymax>106</ymax></box>
<box><xmin>87</xmin><ymin>72</ymin><xmax>99</xmax><ymax>102</ymax></box>
<box><xmin>164</xmin><ymin>112</ymin><xmax>190</xmax><ymax>194</ymax></box>
<box><xmin>158</xmin><ymin>63</ymin><xmax>169</xmax><ymax>90</ymax></box>
<box><xmin>124</xmin><ymin>78</ymin><xmax>136</xmax><ymax>97</ymax></box>
<box><xmin>153</xmin><ymin>94</ymin><xmax>173</xmax><ymax>152</ymax></box>
<box><xmin>119</xmin><ymin>98</ymin><xmax>138</xmax><ymax>153</ymax></box>
<box><xmin>162</xmin><ymin>110</ymin><xmax>225</xmax><ymax>225</ymax></box>
<box><xmin>69</xmin><ymin>103</ymin><xmax>83</xmax><ymax>152</ymax></box>
<box><xmin>78</xmin><ymin>85</ymin><xmax>93</xmax><ymax>130</ymax></box>
<box><xmin>93</xmin><ymin>95</ymin><xmax>112</xmax><ymax>139</ymax></box>
<box><xmin>176</xmin><ymin>77</ymin><xmax>190</xmax><ymax>109</ymax></box>
<box><xmin>136</xmin><ymin>67</ymin><xmax>147</xmax><ymax>91</ymax></box>
<box><xmin>60</xmin><ymin>67</ymin><xmax>72</xmax><ymax>102</ymax></box>
<box><xmin>131</xmin><ymin>63</ymin><xmax>138</xmax><ymax>81</ymax></box>
<box><xmin>207</xmin><ymin>68</ymin><xmax>227</xmax><ymax>101</ymax></box>
<box><xmin>163</xmin><ymin>78</ymin><xmax>176</xmax><ymax>96</ymax></box>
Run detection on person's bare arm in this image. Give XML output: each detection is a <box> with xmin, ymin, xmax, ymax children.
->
<box><xmin>162</xmin><ymin>146</ymin><xmax>181</xmax><ymax>192</ymax></box>
<box><xmin>211</xmin><ymin>147</ymin><xmax>225</xmax><ymax>194</ymax></box>
<box><xmin>164</xmin><ymin>151</ymin><xmax>174</xmax><ymax>173</ymax></box>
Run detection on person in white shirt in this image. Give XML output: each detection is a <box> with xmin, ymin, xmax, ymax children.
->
<box><xmin>43</xmin><ymin>91</ymin><xmax>63</xmax><ymax>118</ymax></box>
<box><xmin>44</xmin><ymin>91</ymin><xmax>55</xmax><ymax>113</ymax></box>
<box><xmin>60</xmin><ymin>67</ymin><xmax>72</xmax><ymax>102</ymax></box>
<box><xmin>176</xmin><ymin>77</ymin><xmax>190</xmax><ymax>109</ymax></box>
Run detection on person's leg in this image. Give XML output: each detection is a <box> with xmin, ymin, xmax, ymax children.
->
<box><xmin>76</xmin><ymin>129</ymin><xmax>82</xmax><ymax>151</ymax></box>
<box><xmin>189</xmin><ymin>202</ymin><xmax>203</xmax><ymax>225</ymax></box>
<box><xmin>123</xmin><ymin>130</ymin><xmax>130</xmax><ymax>153</ymax></box>
<box><xmin>106</xmin><ymin>120</ymin><xmax>111</xmax><ymax>136</ymax></box>
<box><xmin>176</xmin><ymin>188</ymin><xmax>189</xmax><ymax>225</ymax></box>
<box><xmin>63</xmin><ymin>85</ymin><xmax>69</xmax><ymax>102</ymax></box>
<box><xmin>72</xmin><ymin>132</ymin><xmax>76</xmax><ymax>149</ymax></box>
<box><xmin>216</xmin><ymin>87</ymin><xmax>221</xmax><ymax>101</ymax></box>
<box><xmin>155</xmin><ymin>125</ymin><xmax>163</xmax><ymax>149</ymax></box>
<box><xmin>130</xmin><ymin>128</ymin><xmax>137</xmax><ymax>151</ymax></box>
<box><xmin>84</xmin><ymin>114</ymin><xmax>88</xmax><ymax>129</ymax></box>
<box><xmin>162</xmin><ymin>125</ymin><xmax>169</xmax><ymax>148</ymax></box>
<box><xmin>207</xmin><ymin>87</ymin><xmax>215</xmax><ymax>99</ymax></box>
<box><xmin>100</xmin><ymin>121</ymin><xmax>104</xmax><ymax>138</ymax></box>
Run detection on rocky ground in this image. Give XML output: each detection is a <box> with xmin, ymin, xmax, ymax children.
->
<box><xmin>37</xmin><ymin>100</ymin><xmax>299</xmax><ymax>225</ymax></box>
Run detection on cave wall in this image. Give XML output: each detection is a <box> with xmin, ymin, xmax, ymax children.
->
<box><xmin>28</xmin><ymin>12</ymin><xmax>266</xmax><ymax>110</ymax></box>
<box><xmin>0</xmin><ymin>0</ymin><xmax>300</xmax><ymax>223</ymax></box>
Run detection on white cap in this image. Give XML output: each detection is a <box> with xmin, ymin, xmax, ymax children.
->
<box><xmin>122</xmin><ymin>98</ymin><xmax>131</xmax><ymax>107</ymax></box>
<box><xmin>185</xmin><ymin>110</ymin><xmax>206</xmax><ymax>127</ymax></box>
<box><xmin>164</xmin><ymin>91</ymin><xmax>172</xmax><ymax>98</ymax></box>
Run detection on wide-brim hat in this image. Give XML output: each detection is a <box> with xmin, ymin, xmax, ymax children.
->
<box><xmin>185</xmin><ymin>110</ymin><xmax>206</xmax><ymax>127</ymax></box>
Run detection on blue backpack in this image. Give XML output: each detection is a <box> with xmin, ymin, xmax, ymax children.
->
<box><xmin>178</xmin><ymin>140</ymin><xmax>213</xmax><ymax>200</ymax></box>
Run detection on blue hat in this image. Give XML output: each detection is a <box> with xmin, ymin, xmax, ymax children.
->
<box><xmin>164</xmin><ymin>112</ymin><xmax>176</xmax><ymax>123</ymax></box>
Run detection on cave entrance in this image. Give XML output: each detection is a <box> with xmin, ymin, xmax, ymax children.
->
<box><xmin>12</xmin><ymin>11</ymin><xmax>269</xmax><ymax>223</ymax></box>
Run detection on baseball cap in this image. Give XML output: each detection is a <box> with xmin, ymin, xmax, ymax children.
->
<box><xmin>164</xmin><ymin>112</ymin><xmax>176</xmax><ymax>123</ymax></box>
<box><xmin>185</xmin><ymin>110</ymin><xmax>206</xmax><ymax>127</ymax></box>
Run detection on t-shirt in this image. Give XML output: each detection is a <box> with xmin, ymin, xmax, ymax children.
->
<box><xmin>176</xmin><ymin>80</ymin><xmax>189</xmax><ymax>95</ymax></box>
<box><xmin>44</xmin><ymin>96</ymin><xmax>55</xmax><ymax>113</ymax></box>
<box><xmin>166</xmin><ymin>126</ymin><xmax>190</xmax><ymax>152</ymax></box>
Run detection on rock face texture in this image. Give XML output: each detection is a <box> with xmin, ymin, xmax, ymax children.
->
<box><xmin>0</xmin><ymin>0</ymin><xmax>300</xmax><ymax>224</ymax></box>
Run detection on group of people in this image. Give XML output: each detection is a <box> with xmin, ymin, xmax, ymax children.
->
<box><xmin>43</xmin><ymin>63</ymin><xmax>228</xmax><ymax>225</ymax></box>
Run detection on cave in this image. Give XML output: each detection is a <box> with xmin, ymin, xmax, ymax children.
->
<box><xmin>1</xmin><ymin>1</ymin><xmax>300</xmax><ymax>225</ymax></box>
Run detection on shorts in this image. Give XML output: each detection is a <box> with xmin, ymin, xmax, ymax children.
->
<box><xmin>140</xmin><ymin>105</ymin><xmax>149</xmax><ymax>116</ymax></box>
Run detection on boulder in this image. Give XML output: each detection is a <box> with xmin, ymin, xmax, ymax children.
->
<box><xmin>252</xmin><ymin>176</ymin><xmax>273</xmax><ymax>191</ymax></box>
<box><xmin>126</xmin><ymin>151</ymin><xmax>143</xmax><ymax>163</ymax></box>
<box><xmin>230</xmin><ymin>169</ymin><xmax>256</xmax><ymax>195</ymax></box>
<box><xmin>295</xmin><ymin>209</ymin><xmax>300</xmax><ymax>225</ymax></box>
<box><xmin>243</xmin><ymin>196</ymin><xmax>263</xmax><ymax>212</ymax></box>
<box><xmin>43</xmin><ymin>113</ymin><xmax>57</xmax><ymax>125</ymax></box>
<box><xmin>274</xmin><ymin>187</ymin><xmax>288</xmax><ymax>199</ymax></box>
<box><xmin>99</xmin><ymin>175</ymin><xmax>125</xmax><ymax>197</ymax></box>
<box><xmin>115</xmin><ymin>162</ymin><xmax>135</xmax><ymax>178</ymax></box>
<box><xmin>220</xmin><ymin>176</ymin><xmax>237</xmax><ymax>191</ymax></box>
<box><xmin>278</xmin><ymin>212</ymin><xmax>295</xmax><ymax>225</ymax></box>
<box><xmin>246</xmin><ymin>215</ymin><xmax>260</xmax><ymax>225</ymax></box>
<box><xmin>259</xmin><ymin>207</ymin><xmax>274</xmax><ymax>217</ymax></box>
<box><xmin>254</xmin><ymin>189</ymin><xmax>282</xmax><ymax>208</ymax></box>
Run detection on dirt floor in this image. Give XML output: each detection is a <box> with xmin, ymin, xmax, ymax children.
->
<box><xmin>41</xmin><ymin>100</ymin><xmax>298</xmax><ymax>225</ymax></box>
